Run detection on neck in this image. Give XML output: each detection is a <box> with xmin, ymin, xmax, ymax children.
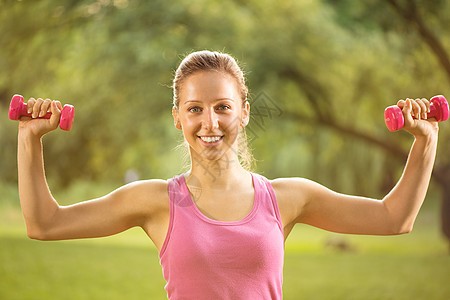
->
<box><xmin>186</xmin><ymin>151</ymin><xmax>250</xmax><ymax>191</ymax></box>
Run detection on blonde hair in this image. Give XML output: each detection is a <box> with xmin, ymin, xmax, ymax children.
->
<box><xmin>172</xmin><ymin>50</ymin><xmax>254</xmax><ymax>171</ymax></box>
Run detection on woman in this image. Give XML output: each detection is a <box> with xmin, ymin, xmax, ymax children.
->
<box><xmin>17</xmin><ymin>50</ymin><xmax>439</xmax><ymax>299</ymax></box>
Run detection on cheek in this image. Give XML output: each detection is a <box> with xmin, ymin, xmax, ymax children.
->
<box><xmin>180</xmin><ymin>117</ymin><xmax>199</xmax><ymax>136</ymax></box>
<box><xmin>223</xmin><ymin>115</ymin><xmax>241</xmax><ymax>136</ymax></box>
<box><xmin>178</xmin><ymin>111</ymin><xmax>198</xmax><ymax>126</ymax></box>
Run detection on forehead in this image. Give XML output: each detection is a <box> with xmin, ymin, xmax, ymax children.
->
<box><xmin>179</xmin><ymin>71</ymin><xmax>240</xmax><ymax>105</ymax></box>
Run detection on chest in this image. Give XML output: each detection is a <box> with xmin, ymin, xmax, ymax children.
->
<box><xmin>166</xmin><ymin>215</ymin><xmax>284</xmax><ymax>273</ymax></box>
<box><xmin>189</xmin><ymin>188</ymin><xmax>255</xmax><ymax>222</ymax></box>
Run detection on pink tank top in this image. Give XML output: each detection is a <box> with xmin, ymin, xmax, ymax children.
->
<box><xmin>159</xmin><ymin>173</ymin><xmax>285</xmax><ymax>300</ymax></box>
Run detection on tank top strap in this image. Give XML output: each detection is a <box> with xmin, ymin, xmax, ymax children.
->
<box><xmin>251</xmin><ymin>173</ymin><xmax>284</xmax><ymax>235</ymax></box>
<box><xmin>168</xmin><ymin>174</ymin><xmax>193</xmax><ymax>207</ymax></box>
<box><xmin>159</xmin><ymin>174</ymin><xmax>187</xmax><ymax>258</ymax></box>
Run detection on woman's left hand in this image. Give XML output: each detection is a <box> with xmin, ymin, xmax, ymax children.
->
<box><xmin>396</xmin><ymin>98</ymin><xmax>439</xmax><ymax>138</ymax></box>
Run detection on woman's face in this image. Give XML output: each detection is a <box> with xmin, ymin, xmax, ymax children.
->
<box><xmin>173</xmin><ymin>71</ymin><xmax>249</xmax><ymax>162</ymax></box>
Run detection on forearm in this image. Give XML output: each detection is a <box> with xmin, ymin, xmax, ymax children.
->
<box><xmin>382</xmin><ymin>133</ymin><xmax>438</xmax><ymax>233</ymax></box>
<box><xmin>18</xmin><ymin>131</ymin><xmax>59</xmax><ymax>237</ymax></box>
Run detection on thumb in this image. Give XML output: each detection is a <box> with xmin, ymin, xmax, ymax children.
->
<box><xmin>403</xmin><ymin>99</ymin><xmax>412</xmax><ymax>113</ymax></box>
<box><xmin>49</xmin><ymin>101</ymin><xmax>62</xmax><ymax>129</ymax></box>
<box><xmin>402</xmin><ymin>99</ymin><xmax>414</xmax><ymax>127</ymax></box>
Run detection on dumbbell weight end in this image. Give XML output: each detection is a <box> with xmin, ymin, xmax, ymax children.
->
<box><xmin>9</xmin><ymin>94</ymin><xmax>75</xmax><ymax>131</ymax></box>
<box><xmin>384</xmin><ymin>95</ymin><xmax>448</xmax><ymax>132</ymax></box>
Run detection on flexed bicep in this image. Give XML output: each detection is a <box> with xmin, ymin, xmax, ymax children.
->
<box><xmin>28</xmin><ymin>180</ymin><xmax>168</xmax><ymax>241</ymax></box>
<box><xmin>298</xmin><ymin>181</ymin><xmax>395</xmax><ymax>235</ymax></box>
<box><xmin>273</xmin><ymin>178</ymin><xmax>398</xmax><ymax>236</ymax></box>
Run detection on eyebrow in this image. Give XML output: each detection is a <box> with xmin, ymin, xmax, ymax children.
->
<box><xmin>184</xmin><ymin>98</ymin><xmax>235</xmax><ymax>104</ymax></box>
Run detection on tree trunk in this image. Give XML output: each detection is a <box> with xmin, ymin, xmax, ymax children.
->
<box><xmin>434</xmin><ymin>164</ymin><xmax>450</xmax><ymax>251</ymax></box>
<box><xmin>441</xmin><ymin>184</ymin><xmax>450</xmax><ymax>251</ymax></box>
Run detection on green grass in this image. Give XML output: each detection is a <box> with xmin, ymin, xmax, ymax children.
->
<box><xmin>0</xmin><ymin>234</ymin><xmax>167</xmax><ymax>300</ymax></box>
<box><xmin>1</xmin><ymin>182</ymin><xmax>449</xmax><ymax>299</ymax></box>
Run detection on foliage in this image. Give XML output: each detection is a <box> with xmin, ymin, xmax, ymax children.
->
<box><xmin>1</xmin><ymin>0</ymin><xmax>449</xmax><ymax>197</ymax></box>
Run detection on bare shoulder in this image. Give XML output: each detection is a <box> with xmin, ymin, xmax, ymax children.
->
<box><xmin>109</xmin><ymin>179</ymin><xmax>170</xmax><ymax>220</ymax></box>
<box><xmin>270</xmin><ymin>177</ymin><xmax>321</xmax><ymax>200</ymax></box>
<box><xmin>270</xmin><ymin>177</ymin><xmax>312</xmax><ymax>193</ymax></box>
<box><xmin>122</xmin><ymin>178</ymin><xmax>169</xmax><ymax>197</ymax></box>
<box><xmin>120</xmin><ymin>178</ymin><xmax>169</xmax><ymax>205</ymax></box>
<box><xmin>269</xmin><ymin>177</ymin><xmax>312</xmax><ymax>227</ymax></box>
<box><xmin>270</xmin><ymin>177</ymin><xmax>331</xmax><ymax>200</ymax></box>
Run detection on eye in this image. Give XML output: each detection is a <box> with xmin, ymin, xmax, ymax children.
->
<box><xmin>188</xmin><ymin>106</ymin><xmax>202</xmax><ymax>113</ymax></box>
<box><xmin>216</xmin><ymin>104</ymin><xmax>231</xmax><ymax>111</ymax></box>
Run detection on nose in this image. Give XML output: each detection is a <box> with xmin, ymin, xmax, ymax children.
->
<box><xmin>202</xmin><ymin>108</ymin><xmax>219</xmax><ymax>130</ymax></box>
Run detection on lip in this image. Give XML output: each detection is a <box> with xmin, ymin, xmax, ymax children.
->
<box><xmin>197</xmin><ymin>135</ymin><xmax>224</xmax><ymax>146</ymax></box>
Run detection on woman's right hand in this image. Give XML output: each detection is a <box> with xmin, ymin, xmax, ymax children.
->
<box><xmin>18</xmin><ymin>98</ymin><xmax>63</xmax><ymax>138</ymax></box>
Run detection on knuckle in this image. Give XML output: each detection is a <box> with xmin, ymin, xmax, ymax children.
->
<box><xmin>27</xmin><ymin>99</ymin><xmax>35</xmax><ymax>107</ymax></box>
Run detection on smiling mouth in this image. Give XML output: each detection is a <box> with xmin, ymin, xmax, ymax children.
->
<box><xmin>198</xmin><ymin>136</ymin><xmax>223</xmax><ymax>143</ymax></box>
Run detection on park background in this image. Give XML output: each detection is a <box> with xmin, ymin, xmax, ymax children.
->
<box><xmin>1</xmin><ymin>0</ymin><xmax>449</xmax><ymax>299</ymax></box>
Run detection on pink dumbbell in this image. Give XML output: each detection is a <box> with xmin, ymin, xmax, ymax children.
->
<box><xmin>9</xmin><ymin>94</ymin><xmax>75</xmax><ymax>131</ymax></box>
<box><xmin>384</xmin><ymin>95</ymin><xmax>448</xmax><ymax>132</ymax></box>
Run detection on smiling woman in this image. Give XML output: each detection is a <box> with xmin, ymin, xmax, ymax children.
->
<box><xmin>173</xmin><ymin>71</ymin><xmax>248</xmax><ymax>163</ymax></box>
<box><xmin>172</xmin><ymin>50</ymin><xmax>254</xmax><ymax>171</ymax></box>
<box><xmin>15</xmin><ymin>50</ymin><xmax>441</xmax><ymax>300</ymax></box>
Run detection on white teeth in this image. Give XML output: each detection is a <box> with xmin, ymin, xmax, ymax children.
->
<box><xmin>200</xmin><ymin>136</ymin><xmax>221</xmax><ymax>143</ymax></box>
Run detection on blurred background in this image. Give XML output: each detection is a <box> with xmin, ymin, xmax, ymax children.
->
<box><xmin>1</xmin><ymin>0</ymin><xmax>449</xmax><ymax>299</ymax></box>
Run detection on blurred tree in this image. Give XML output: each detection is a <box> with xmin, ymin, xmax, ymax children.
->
<box><xmin>326</xmin><ymin>0</ymin><xmax>450</xmax><ymax>246</ymax></box>
<box><xmin>384</xmin><ymin>0</ymin><xmax>450</xmax><ymax>249</ymax></box>
<box><xmin>1</xmin><ymin>0</ymin><xmax>448</xmax><ymax>247</ymax></box>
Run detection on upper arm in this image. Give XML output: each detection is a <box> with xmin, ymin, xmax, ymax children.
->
<box><xmin>272</xmin><ymin>177</ymin><xmax>399</xmax><ymax>236</ymax></box>
<box><xmin>35</xmin><ymin>179</ymin><xmax>169</xmax><ymax>241</ymax></box>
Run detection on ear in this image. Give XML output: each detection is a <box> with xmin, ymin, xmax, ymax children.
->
<box><xmin>240</xmin><ymin>101</ymin><xmax>250</xmax><ymax>127</ymax></box>
<box><xmin>172</xmin><ymin>106</ymin><xmax>182</xmax><ymax>130</ymax></box>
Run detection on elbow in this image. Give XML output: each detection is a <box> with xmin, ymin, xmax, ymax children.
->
<box><xmin>26</xmin><ymin>225</ymin><xmax>50</xmax><ymax>241</ymax></box>
<box><xmin>391</xmin><ymin>221</ymin><xmax>414</xmax><ymax>235</ymax></box>
<box><xmin>381</xmin><ymin>214</ymin><xmax>414</xmax><ymax>235</ymax></box>
<box><xmin>382</xmin><ymin>202</ymin><xmax>415</xmax><ymax>235</ymax></box>
<box><xmin>24</xmin><ymin>207</ymin><xmax>61</xmax><ymax>241</ymax></box>
<box><xmin>27</xmin><ymin>228</ymin><xmax>44</xmax><ymax>240</ymax></box>
<box><xmin>398</xmin><ymin>224</ymin><xmax>413</xmax><ymax>235</ymax></box>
